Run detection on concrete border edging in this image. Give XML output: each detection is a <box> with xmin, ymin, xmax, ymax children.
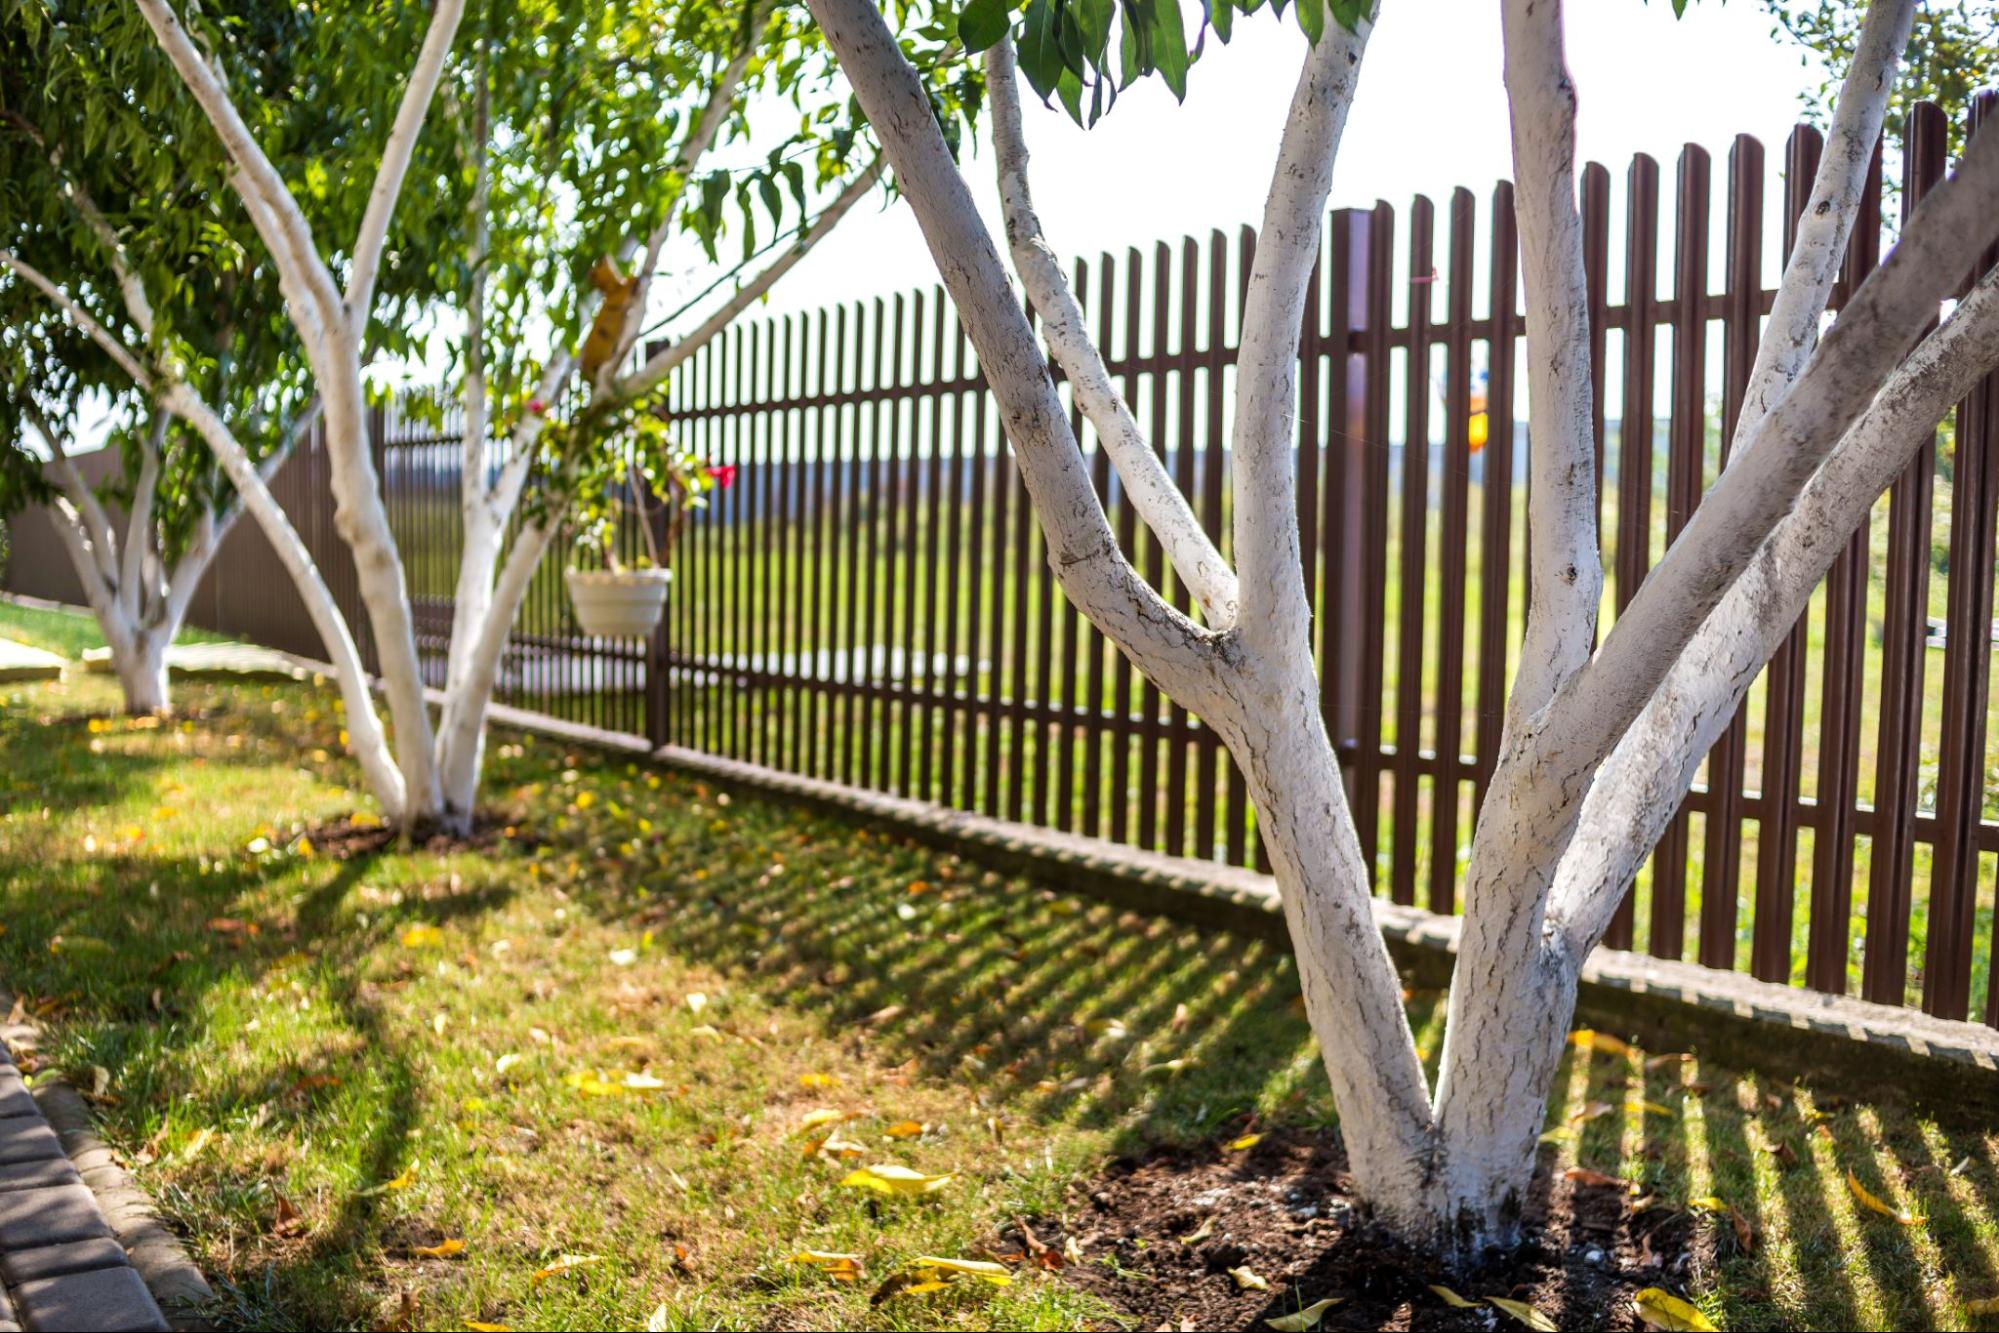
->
<box><xmin>32</xmin><ymin>1086</ymin><xmax>215</xmax><ymax>1332</ymax></box>
<box><xmin>0</xmin><ymin>995</ymin><xmax>202</xmax><ymax>1332</ymax></box>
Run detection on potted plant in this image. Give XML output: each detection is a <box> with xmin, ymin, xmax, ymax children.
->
<box><xmin>562</xmin><ymin>412</ymin><xmax>730</xmax><ymax>639</ymax></box>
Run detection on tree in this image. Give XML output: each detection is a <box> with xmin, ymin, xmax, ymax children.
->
<box><xmin>1</xmin><ymin>0</ymin><xmax>321</xmax><ymax>713</ymax></box>
<box><xmin>1769</xmin><ymin>0</ymin><xmax>1997</xmax><ymax>162</ymax></box>
<box><xmin>57</xmin><ymin>0</ymin><xmax>958</xmax><ymax>831</ymax></box>
<box><xmin>810</xmin><ymin>0</ymin><xmax>1999</xmax><ymax>1259</ymax></box>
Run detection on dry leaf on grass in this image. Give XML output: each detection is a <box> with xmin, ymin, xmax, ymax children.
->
<box><xmin>530</xmin><ymin>1253</ymin><xmax>604</xmax><ymax>1286</ymax></box>
<box><xmin>870</xmin><ymin>1256</ymin><xmax>1011</xmax><ymax>1304</ymax></box>
<box><xmin>1632</xmin><ymin>1287</ymin><xmax>1719</xmax><ymax>1331</ymax></box>
<box><xmin>790</xmin><ymin>1250</ymin><xmax>865</xmax><ymax>1282</ymax></box>
<box><xmin>411</xmin><ymin>1239</ymin><xmax>464</xmax><ymax>1258</ymax></box>
<box><xmin>838</xmin><ymin>1164</ymin><xmax>955</xmax><ymax>1197</ymax></box>
<box><xmin>1847</xmin><ymin>1170</ymin><xmax>1921</xmax><ymax>1225</ymax></box>
<box><xmin>1569</xmin><ymin>1029</ymin><xmax>1633</xmax><ymax>1057</ymax></box>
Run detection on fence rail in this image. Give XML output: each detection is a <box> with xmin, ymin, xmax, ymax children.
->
<box><xmin>8</xmin><ymin>102</ymin><xmax>1998</xmax><ymax>1023</ymax></box>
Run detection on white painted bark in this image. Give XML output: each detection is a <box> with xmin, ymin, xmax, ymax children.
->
<box><xmin>1549</xmin><ymin>263</ymin><xmax>1999</xmax><ymax>956</ymax></box>
<box><xmin>1227</xmin><ymin>15</ymin><xmax>1373</xmax><ymax>662</ymax></box>
<box><xmin>134</xmin><ymin>0</ymin><xmax>466</xmax><ymax>827</ymax></box>
<box><xmin>158</xmin><ymin>380</ymin><xmax>409</xmax><ymax>819</ymax></box>
<box><xmin>812</xmin><ymin>0</ymin><xmax>1999</xmax><ymax>1266</ymax></box>
<box><xmin>984</xmin><ymin>41</ymin><xmax>1238</xmax><ymax>628</ymax></box>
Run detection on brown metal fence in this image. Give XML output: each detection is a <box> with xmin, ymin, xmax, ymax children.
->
<box><xmin>655</xmin><ymin>102</ymin><xmax>1999</xmax><ymax>1021</ymax></box>
<box><xmin>7</xmin><ymin>103</ymin><xmax>1996</xmax><ymax>1020</ymax></box>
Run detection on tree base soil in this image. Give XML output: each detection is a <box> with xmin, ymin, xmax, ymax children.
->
<box><xmin>1021</xmin><ymin>1128</ymin><xmax>1705</xmax><ymax>1331</ymax></box>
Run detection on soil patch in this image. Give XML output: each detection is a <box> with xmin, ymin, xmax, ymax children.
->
<box><xmin>304</xmin><ymin>812</ymin><xmax>536</xmax><ymax>860</ymax></box>
<box><xmin>1019</xmin><ymin>1128</ymin><xmax>1707</xmax><ymax>1331</ymax></box>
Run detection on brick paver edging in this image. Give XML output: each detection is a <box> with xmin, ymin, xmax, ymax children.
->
<box><xmin>0</xmin><ymin>999</ymin><xmax>207</xmax><ymax>1333</ymax></box>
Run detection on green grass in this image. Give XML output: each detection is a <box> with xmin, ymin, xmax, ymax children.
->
<box><xmin>2</xmin><ymin>637</ymin><xmax>1998</xmax><ymax>1328</ymax></box>
<box><xmin>0</xmin><ymin>599</ymin><xmax>234</xmax><ymax>659</ymax></box>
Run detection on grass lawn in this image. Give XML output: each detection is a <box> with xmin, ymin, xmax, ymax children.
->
<box><xmin>0</xmin><ymin>598</ymin><xmax>234</xmax><ymax>659</ymax></box>
<box><xmin>2</xmin><ymin>650</ymin><xmax>1997</xmax><ymax>1328</ymax></box>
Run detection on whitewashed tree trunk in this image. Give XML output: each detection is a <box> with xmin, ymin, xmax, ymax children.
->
<box><xmin>813</xmin><ymin>0</ymin><xmax>1999</xmax><ymax>1264</ymax></box>
<box><xmin>108</xmin><ymin>627</ymin><xmax>171</xmax><ymax>714</ymax></box>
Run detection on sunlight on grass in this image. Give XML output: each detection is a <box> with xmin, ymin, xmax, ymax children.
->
<box><xmin>0</xmin><ymin>635</ymin><xmax>1994</xmax><ymax>1329</ymax></box>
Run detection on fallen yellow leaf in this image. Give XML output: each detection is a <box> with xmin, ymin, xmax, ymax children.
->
<box><xmin>838</xmin><ymin>1164</ymin><xmax>955</xmax><ymax>1197</ymax></box>
<box><xmin>1226</xmin><ymin>1133</ymin><xmax>1263</xmax><ymax>1152</ymax></box>
<box><xmin>790</xmin><ymin>1250</ymin><xmax>865</xmax><ymax>1282</ymax></box>
<box><xmin>883</xmin><ymin>1120</ymin><xmax>927</xmax><ymax>1139</ymax></box>
<box><xmin>1487</xmin><ymin>1295</ymin><xmax>1558</xmax><ymax>1330</ymax></box>
<box><xmin>531</xmin><ymin>1253</ymin><xmax>604</xmax><ymax>1286</ymax></box>
<box><xmin>1429</xmin><ymin>1285</ymin><xmax>1481</xmax><ymax>1308</ymax></box>
<box><xmin>400</xmin><ymin>924</ymin><xmax>444</xmax><ymax>949</ymax></box>
<box><xmin>1847</xmin><ymin>1170</ymin><xmax>1921</xmax><ymax>1225</ymax></box>
<box><xmin>1569</xmin><ymin>1028</ymin><xmax>1633</xmax><ymax>1057</ymax></box>
<box><xmin>1266</xmin><ymin>1298</ymin><xmax>1343</xmax><ymax>1331</ymax></box>
<box><xmin>1229</xmin><ymin>1266</ymin><xmax>1270</xmax><ymax>1291</ymax></box>
<box><xmin>1633</xmin><ymin>1287</ymin><xmax>1719</xmax><ymax>1331</ymax></box>
<box><xmin>413</xmin><ymin>1238</ymin><xmax>465</xmax><ymax>1258</ymax></box>
<box><xmin>465</xmin><ymin>1323</ymin><xmax>511</xmax><ymax>1332</ymax></box>
<box><xmin>870</xmin><ymin>1255</ymin><xmax>1011</xmax><ymax>1304</ymax></box>
<box><xmin>797</xmin><ymin>1108</ymin><xmax>854</xmax><ymax>1135</ymax></box>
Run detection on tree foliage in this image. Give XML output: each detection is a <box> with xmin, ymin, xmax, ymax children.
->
<box><xmin>0</xmin><ymin>0</ymin><xmax>339</xmax><ymax>559</ymax></box>
<box><xmin>1767</xmin><ymin>0</ymin><xmax>1998</xmax><ymax>158</ymax></box>
<box><xmin>947</xmin><ymin>0</ymin><xmax>1368</xmax><ymax>124</ymax></box>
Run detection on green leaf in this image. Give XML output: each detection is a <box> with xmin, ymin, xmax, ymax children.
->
<box><xmin>957</xmin><ymin>0</ymin><xmax>1013</xmax><ymax>53</ymax></box>
<box><xmin>1295</xmin><ymin>0</ymin><xmax>1324</xmax><ymax>43</ymax></box>
<box><xmin>1016</xmin><ymin>0</ymin><xmax>1065</xmax><ymax>98</ymax></box>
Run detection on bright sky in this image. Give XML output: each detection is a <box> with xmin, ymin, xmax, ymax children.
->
<box><xmin>676</xmin><ymin>0</ymin><xmax>1831</xmax><ymax>331</ymax></box>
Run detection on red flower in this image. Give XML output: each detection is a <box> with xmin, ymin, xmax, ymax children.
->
<box><xmin>526</xmin><ymin>398</ymin><xmax>547</xmax><ymax>416</ymax></box>
<box><xmin>706</xmin><ymin>464</ymin><xmax>737</xmax><ymax>489</ymax></box>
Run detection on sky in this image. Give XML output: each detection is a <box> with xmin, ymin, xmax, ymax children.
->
<box><xmin>653</xmin><ymin>0</ymin><xmax>1833</xmax><ymax>334</ymax></box>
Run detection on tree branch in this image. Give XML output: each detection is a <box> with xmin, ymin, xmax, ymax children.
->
<box><xmin>1531</xmin><ymin>121</ymin><xmax>1999</xmax><ymax>799</ymax></box>
<box><xmin>345</xmin><ymin>0</ymin><xmax>468</xmax><ymax>326</ymax></box>
<box><xmin>120</xmin><ymin>411</ymin><xmax>166</xmax><ymax>622</ymax></box>
<box><xmin>804</xmin><ymin>0</ymin><xmax>1233</xmax><ymax>710</ymax></box>
<box><xmin>617</xmin><ymin>2</ymin><xmax>776</xmax><ymax>374</ymax></box>
<box><xmin>1</xmin><ymin>249</ymin><xmax>152</xmax><ymax>386</ymax></box>
<box><xmin>31</xmin><ymin>411</ymin><xmax>119</xmax><ymax>591</ymax></box>
<box><xmin>985</xmin><ymin>39</ymin><xmax>1239</xmax><ymax>628</ymax></box>
<box><xmin>1497</xmin><ymin>0</ymin><xmax>1601</xmax><ymax>724</ymax></box>
<box><xmin>618</xmin><ymin>156</ymin><xmax>886</xmax><ymax>402</ymax></box>
<box><xmin>1230</xmin><ymin>8</ymin><xmax>1375</xmax><ymax>657</ymax></box>
<box><xmin>130</xmin><ymin>0</ymin><xmax>346</xmax><ymax>348</ymax></box>
<box><xmin>1549</xmin><ymin>260</ymin><xmax>1999</xmax><ymax>955</ymax></box>
<box><xmin>1734</xmin><ymin>0</ymin><xmax>1917</xmax><ymax>442</ymax></box>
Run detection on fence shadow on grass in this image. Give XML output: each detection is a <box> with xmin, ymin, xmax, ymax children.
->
<box><xmin>539</xmin><ymin>738</ymin><xmax>1999</xmax><ymax>1331</ymax></box>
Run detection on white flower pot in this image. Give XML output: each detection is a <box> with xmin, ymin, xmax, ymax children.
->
<box><xmin>566</xmin><ymin>567</ymin><xmax>672</xmax><ymax>638</ymax></box>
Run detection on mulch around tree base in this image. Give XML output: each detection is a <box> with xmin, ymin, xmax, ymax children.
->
<box><xmin>303</xmin><ymin>812</ymin><xmax>536</xmax><ymax>859</ymax></box>
<box><xmin>1018</xmin><ymin>1129</ymin><xmax>1706</xmax><ymax>1331</ymax></box>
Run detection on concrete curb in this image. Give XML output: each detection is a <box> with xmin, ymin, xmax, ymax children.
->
<box><xmin>0</xmin><ymin>995</ymin><xmax>208</xmax><ymax>1327</ymax></box>
<box><xmin>31</xmin><ymin>1087</ymin><xmax>214</xmax><ymax>1332</ymax></box>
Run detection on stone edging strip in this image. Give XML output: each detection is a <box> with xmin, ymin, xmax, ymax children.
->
<box><xmin>0</xmin><ymin>997</ymin><xmax>191</xmax><ymax>1332</ymax></box>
